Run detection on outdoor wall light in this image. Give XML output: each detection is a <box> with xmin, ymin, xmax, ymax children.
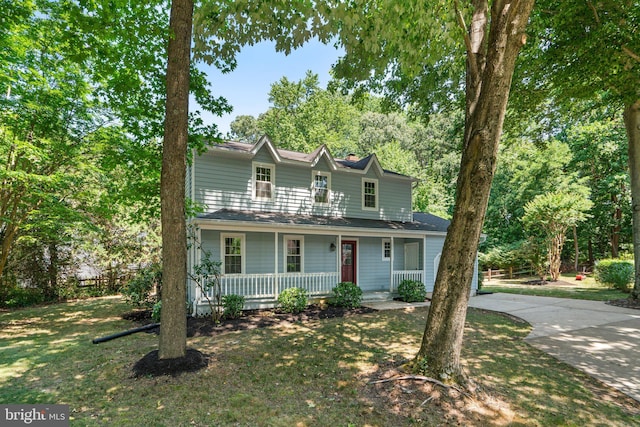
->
<box><xmin>329</xmin><ymin>243</ymin><xmax>336</xmax><ymax>252</ymax></box>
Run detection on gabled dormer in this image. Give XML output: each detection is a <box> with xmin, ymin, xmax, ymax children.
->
<box><xmin>189</xmin><ymin>136</ymin><xmax>415</xmax><ymax>222</ymax></box>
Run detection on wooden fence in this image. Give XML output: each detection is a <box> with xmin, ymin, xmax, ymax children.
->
<box><xmin>483</xmin><ymin>267</ymin><xmax>533</xmax><ymax>281</ymax></box>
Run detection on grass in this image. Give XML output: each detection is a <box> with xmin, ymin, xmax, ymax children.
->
<box><xmin>481</xmin><ymin>273</ymin><xmax>630</xmax><ymax>301</ymax></box>
<box><xmin>0</xmin><ymin>296</ymin><xmax>638</xmax><ymax>425</ymax></box>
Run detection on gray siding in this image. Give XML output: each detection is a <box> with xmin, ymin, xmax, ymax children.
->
<box><xmin>200</xmin><ymin>230</ymin><xmax>338</xmax><ymax>275</ymax></box>
<box><xmin>424</xmin><ymin>236</ymin><xmax>446</xmax><ymax>292</ymax></box>
<box><xmin>194</xmin><ymin>148</ymin><xmax>413</xmax><ymax>222</ymax></box>
<box><xmin>356</xmin><ymin>237</ymin><xmax>392</xmax><ymax>292</ymax></box>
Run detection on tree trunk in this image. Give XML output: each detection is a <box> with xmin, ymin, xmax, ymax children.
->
<box><xmin>625</xmin><ymin>100</ymin><xmax>640</xmax><ymax>299</ymax></box>
<box><xmin>548</xmin><ymin>232</ymin><xmax>565</xmax><ymax>281</ymax></box>
<box><xmin>573</xmin><ymin>225</ymin><xmax>579</xmax><ymax>271</ymax></box>
<box><xmin>611</xmin><ymin>193</ymin><xmax>621</xmax><ymax>258</ymax></box>
<box><xmin>158</xmin><ymin>0</ymin><xmax>193</xmax><ymax>360</ymax></box>
<box><xmin>411</xmin><ymin>0</ymin><xmax>534</xmax><ymax>383</ymax></box>
<box><xmin>47</xmin><ymin>242</ymin><xmax>58</xmax><ymax>299</ymax></box>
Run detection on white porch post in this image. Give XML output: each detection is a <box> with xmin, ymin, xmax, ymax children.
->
<box><xmin>336</xmin><ymin>234</ymin><xmax>341</xmax><ymax>282</ymax></box>
<box><xmin>423</xmin><ymin>236</ymin><xmax>428</xmax><ymax>288</ymax></box>
<box><xmin>274</xmin><ymin>231</ymin><xmax>279</xmax><ymax>298</ymax></box>
<box><xmin>193</xmin><ymin>227</ymin><xmax>203</xmax><ymax>316</ymax></box>
<box><xmin>390</xmin><ymin>236</ymin><xmax>395</xmax><ymax>292</ymax></box>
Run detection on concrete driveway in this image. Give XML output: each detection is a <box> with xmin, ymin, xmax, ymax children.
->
<box><xmin>468</xmin><ymin>293</ymin><xmax>640</xmax><ymax>402</ymax></box>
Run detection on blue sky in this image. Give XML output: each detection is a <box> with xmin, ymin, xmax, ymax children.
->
<box><xmin>198</xmin><ymin>40</ymin><xmax>343</xmax><ymax>135</ymax></box>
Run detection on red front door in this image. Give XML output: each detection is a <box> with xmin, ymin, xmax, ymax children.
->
<box><xmin>341</xmin><ymin>241</ymin><xmax>357</xmax><ymax>283</ymax></box>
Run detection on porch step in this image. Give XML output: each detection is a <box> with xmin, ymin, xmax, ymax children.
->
<box><xmin>361</xmin><ymin>292</ymin><xmax>395</xmax><ymax>302</ymax></box>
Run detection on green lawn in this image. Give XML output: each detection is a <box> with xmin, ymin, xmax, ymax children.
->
<box><xmin>481</xmin><ymin>273</ymin><xmax>630</xmax><ymax>301</ymax></box>
<box><xmin>1</xmin><ymin>297</ymin><xmax>638</xmax><ymax>426</ymax></box>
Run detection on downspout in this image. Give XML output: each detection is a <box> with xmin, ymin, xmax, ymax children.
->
<box><xmin>274</xmin><ymin>231</ymin><xmax>279</xmax><ymax>299</ymax></box>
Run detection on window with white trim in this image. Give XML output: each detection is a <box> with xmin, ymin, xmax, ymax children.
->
<box><xmin>382</xmin><ymin>239</ymin><xmax>391</xmax><ymax>261</ymax></box>
<box><xmin>312</xmin><ymin>171</ymin><xmax>331</xmax><ymax>205</ymax></box>
<box><xmin>284</xmin><ymin>236</ymin><xmax>304</xmax><ymax>273</ymax></box>
<box><xmin>253</xmin><ymin>162</ymin><xmax>275</xmax><ymax>201</ymax></box>
<box><xmin>362</xmin><ymin>178</ymin><xmax>378</xmax><ymax>210</ymax></box>
<box><xmin>222</xmin><ymin>234</ymin><xmax>244</xmax><ymax>274</ymax></box>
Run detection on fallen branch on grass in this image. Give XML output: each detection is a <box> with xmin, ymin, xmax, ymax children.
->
<box><xmin>368</xmin><ymin>375</ymin><xmax>471</xmax><ymax>397</ymax></box>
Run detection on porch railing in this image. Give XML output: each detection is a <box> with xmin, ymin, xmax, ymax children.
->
<box><xmin>200</xmin><ymin>272</ymin><xmax>340</xmax><ymax>300</ymax></box>
<box><xmin>391</xmin><ymin>270</ymin><xmax>424</xmax><ymax>291</ymax></box>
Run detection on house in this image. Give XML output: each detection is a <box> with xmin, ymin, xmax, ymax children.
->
<box><xmin>186</xmin><ymin>136</ymin><xmax>478</xmax><ymax>313</ymax></box>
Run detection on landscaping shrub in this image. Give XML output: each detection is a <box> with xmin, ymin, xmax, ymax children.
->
<box><xmin>397</xmin><ymin>279</ymin><xmax>427</xmax><ymax>302</ymax></box>
<box><xmin>121</xmin><ymin>264</ymin><xmax>162</xmax><ymax>307</ymax></box>
<box><xmin>151</xmin><ymin>300</ymin><xmax>162</xmax><ymax>322</ymax></box>
<box><xmin>222</xmin><ymin>294</ymin><xmax>245</xmax><ymax>319</ymax></box>
<box><xmin>330</xmin><ymin>282</ymin><xmax>362</xmax><ymax>308</ymax></box>
<box><xmin>277</xmin><ymin>287</ymin><xmax>308</xmax><ymax>313</ymax></box>
<box><xmin>594</xmin><ymin>259</ymin><xmax>634</xmax><ymax>292</ymax></box>
<box><xmin>1</xmin><ymin>287</ymin><xmax>45</xmax><ymax>308</ymax></box>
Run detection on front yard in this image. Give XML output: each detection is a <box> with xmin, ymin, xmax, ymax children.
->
<box><xmin>1</xmin><ymin>296</ymin><xmax>638</xmax><ymax>425</ymax></box>
<box><xmin>481</xmin><ymin>273</ymin><xmax>631</xmax><ymax>301</ymax></box>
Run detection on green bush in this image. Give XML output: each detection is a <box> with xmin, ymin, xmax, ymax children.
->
<box><xmin>151</xmin><ymin>300</ymin><xmax>162</xmax><ymax>323</ymax></box>
<box><xmin>1</xmin><ymin>287</ymin><xmax>45</xmax><ymax>308</ymax></box>
<box><xmin>121</xmin><ymin>264</ymin><xmax>161</xmax><ymax>307</ymax></box>
<box><xmin>277</xmin><ymin>287</ymin><xmax>308</xmax><ymax>313</ymax></box>
<box><xmin>330</xmin><ymin>282</ymin><xmax>362</xmax><ymax>308</ymax></box>
<box><xmin>222</xmin><ymin>294</ymin><xmax>245</xmax><ymax>319</ymax></box>
<box><xmin>397</xmin><ymin>279</ymin><xmax>427</xmax><ymax>302</ymax></box>
<box><xmin>594</xmin><ymin>259</ymin><xmax>634</xmax><ymax>292</ymax></box>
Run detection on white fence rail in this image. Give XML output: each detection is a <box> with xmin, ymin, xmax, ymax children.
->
<box><xmin>391</xmin><ymin>270</ymin><xmax>424</xmax><ymax>291</ymax></box>
<box><xmin>200</xmin><ymin>272</ymin><xmax>340</xmax><ymax>300</ymax></box>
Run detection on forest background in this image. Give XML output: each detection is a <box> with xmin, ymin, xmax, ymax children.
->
<box><xmin>0</xmin><ymin>0</ymin><xmax>634</xmax><ymax>306</ymax></box>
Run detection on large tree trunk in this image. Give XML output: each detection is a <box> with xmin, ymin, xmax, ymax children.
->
<box><xmin>573</xmin><ymin>225</ymin><xmax>579</xmax><ymax>271</ymax></box>
<box><xmin>625</xmin><ymin>100</ymin><xmax>640</xmax><ymax>299</ymax></box>
<box><xmin>548</xmin><ymin>231</ymin><xmax>565</xmax><ymax>281</ymax></box>
<box><xmin>611</xmin><ymin>194</ymin><xmax>621</xmax><ymax>258</ymax></box>
<box><xmin>158</xmin><ymin>0</ymin><xmax>193</xmax><ymax>360</ymax></box>
<box><xmin>411</xmin><ymin>0</ymin><xmax>535</xmax><ymax>383</ymax></box>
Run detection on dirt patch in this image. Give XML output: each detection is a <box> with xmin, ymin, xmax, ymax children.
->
<box><xmin>132</xmin><ymin>348</ymin><xmax>209</xmax><ymax>377</ymax></box>
<box><xmin>606</xmin><ymin>298</ymin><xmax>640</xmax><ymax>310</ymax></box>
<box><xmin>359</xmin><ymin>360</ymin><xmax>519</xmax><ymax>425</ymax></box>
<box><xmin>122</xmin><ymin>304</ymin><xmax>377</xmax><ymax>338</ymax></box>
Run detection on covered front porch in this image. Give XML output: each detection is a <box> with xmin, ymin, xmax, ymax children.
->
<box><xmin>196</xmin><ymin>269</ymin><xmax>425</xmax><ymax>301</ymax></box>
<box><xmin>188</xmin><ymin>211</ymin><xmax>449</xmax><ymax>314</ymax></box>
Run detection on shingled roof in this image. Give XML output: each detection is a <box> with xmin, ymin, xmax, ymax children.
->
<box><xmin>196</xmin><ymin>209</ymin><xmax>450</xmax><ymax>234</ymax></box>
<box><xmin>209</xmin><ymin>136</ymin><xmax>414</xmax><ymax>180</ymax></box>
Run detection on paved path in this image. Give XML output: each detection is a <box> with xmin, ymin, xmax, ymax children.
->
<box><xmin>470</xmin><ymin>293</ymin><xmax>640</xmax><ymax>402</ymax></box>
<box><xmin>366</xmin><ymin>293</ymin><xmax>640</xmax><ymax>402</ymax></box>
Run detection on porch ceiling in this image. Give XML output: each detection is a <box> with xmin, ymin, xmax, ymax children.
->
<box><xmin>194</xmin><ymin>209</ymin><xmax>449</xmax><ymax>235</ymax></box>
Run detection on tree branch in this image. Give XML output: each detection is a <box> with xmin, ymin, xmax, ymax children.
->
<box><xmin>454</xmin><ymin>0</ymin><xmax>479</xmax><ymax>78</ymax></box>
<box><xmin>622</xmin><ymin>45</ymin><xmax>640</xmax><ymax>63</ymax></box>
<box><xmin>587</xmin><ymin>1</ymin><xmax>600</xmax><ymax>25</ymax></box>
<box><xmin>368</xmin><ymin>375</ymin><xmax>471</xmax><ymax>397</ymax></box>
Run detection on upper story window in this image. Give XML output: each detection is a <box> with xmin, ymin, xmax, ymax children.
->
<box><xmin>362</xmin><ymin>178</ymin><xmax>378</xmax><ymax>210</ymax></box>
<box><xmin>284</xmin><ymin>236</ymin><xmax>304</xmax><ymax>273</ymax></box>
<box><xmin>222</xmin><ymin>233</ymin><xmax>245</xmax><ymax>274</ymax></box>
<box><xmin>382</xmin><ymin>239</ymin><xmax>391</xmax><ymax>261</ymax></box>
<box><xmin>312</xmin><ymin>171</ymin><xmax>331</xmax><ymax>205</ymax></box>
<box><xmin>253</xmin><ymin>162</ymin><xmax>275</xmax><ymax>201</ymax></box>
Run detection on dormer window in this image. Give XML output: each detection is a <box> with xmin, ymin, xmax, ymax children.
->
<box><xmin>312</xmin><ymin>171</ymin><xmax>331</xmax><ymax>205</ymax></box>
<box><xmin>362</xmin><ymin>178</ymin><xmax>378</xmax><ymax>210</ymax></box>
<box><xmin>253</xmin><ymin>162</ymin><xmax>275</xmax><ymax>201</ymax></box>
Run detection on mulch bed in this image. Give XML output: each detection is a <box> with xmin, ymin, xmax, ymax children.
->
<box><xmin>132</xmin><ymin>348</ymin><xmax>209</xmax><ymax>378</ymax></box>
<box><xmin>122</xmin><ymin>304</ymin><xmax>377</xmax><ymax>338</ymax></box>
